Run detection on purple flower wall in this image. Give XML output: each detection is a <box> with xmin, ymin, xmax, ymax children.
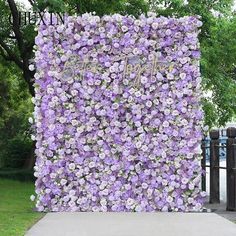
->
<box><xmin>33</xmin><ymin>13</ymin><xmax>206</xmax><ymax>212</ymax></box>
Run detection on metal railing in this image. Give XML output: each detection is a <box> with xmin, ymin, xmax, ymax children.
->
<box><xmin>201</xmin><ymin>127</ymin><xmax>236</xmax><ymax>211</ymax></box>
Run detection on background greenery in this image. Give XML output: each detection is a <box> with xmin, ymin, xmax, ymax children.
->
<box><xmin>0</xmin><ymin>0</ymin><xmax>235</xmax><ymax>172</ymax></box>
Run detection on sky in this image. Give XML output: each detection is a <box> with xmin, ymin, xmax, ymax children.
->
<box><xmin>16</xmin><ymin>0</ymin><xmax>31</xmax><ymax>9</ymax></box>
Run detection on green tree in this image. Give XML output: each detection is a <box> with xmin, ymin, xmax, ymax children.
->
<box><xmin>0</xmin><ymin>0</ymin><xmax>35</xmax><ymax>95</ymax></box>
<box><xmin>0</xmin><ymin>61</ymin><xmax>33</xmax><ymax>168</ymax></box>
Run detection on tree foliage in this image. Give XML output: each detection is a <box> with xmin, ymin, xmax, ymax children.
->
<box><xmin>0</xmin><ymin>61</ymin><xmax>33</xmax><ymax>168</ymax></box>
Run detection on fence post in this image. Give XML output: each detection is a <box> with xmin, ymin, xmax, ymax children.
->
<box><xmin>209</xmin><ymin>130</ymin><xmax>220</xmax><ymax>204</ymax></box>
<box><xmin>226</xmin><ymin>127</ymin><xmax>236</xmax><ymax>211</ymax></box>
<box><xmin>201</xmin><ymin>138</ymin><xmax>206</xmax><ymax>191</ymax></box>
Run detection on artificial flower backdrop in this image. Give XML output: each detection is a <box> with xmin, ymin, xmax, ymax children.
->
<box><xmin>33</xmin><ymin>13</ymin><xmax>206</xmax><ymax>212</ymax></box>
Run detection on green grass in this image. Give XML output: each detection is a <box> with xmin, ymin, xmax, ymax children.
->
<box><xmin>0</xmin><ymin>178</ymin><xmax>45</xmax><ymax>236</ymax></box>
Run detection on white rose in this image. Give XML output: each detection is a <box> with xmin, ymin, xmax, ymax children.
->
<box><xmin>30</xmin><ymin>195</ymin><xmax>35</xmax><ymax>201</ymax></box>
<box><xmin>29</xmin><ymin>64</ymin><xmax>35</xmax><ymax>71</ymax></box>
<box><xmin>69</xmin><ymin>163</ymin><xmax>76</xmax><ymax>171</ymax></box>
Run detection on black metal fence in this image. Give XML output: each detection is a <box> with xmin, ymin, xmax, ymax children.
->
<box><xmin>201</xmin><ymin>127</ymin><xmax>236</xmax><ymax>211</ymax></box>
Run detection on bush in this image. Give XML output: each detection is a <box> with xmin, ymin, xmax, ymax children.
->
<box><xmin>3</xmin><ymin>136</ymin><xmax>33</xmax><ymax>168</ymax></box>
<box><xmin>0</xmin><ymin>168</ymin><xmax>35</xmax><ymax>182</ymax></box>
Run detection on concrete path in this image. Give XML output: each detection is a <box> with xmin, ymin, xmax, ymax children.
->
<box><xmin>205</xmin><ymin>202</ymin><xmax>236</xmax><ymax>223</ymax></box>
<box><xmin>26</xmin><ymin>212</ymin><xmax>236</xmax><ymax>236</ymax></box>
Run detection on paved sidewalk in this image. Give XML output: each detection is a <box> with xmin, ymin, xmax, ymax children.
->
<box><xmin>26</xmin><ymin>212</ymin><xmax>236</xmax><ymax>236</ymax></box>
<box><xmin>205</xmin><ymin>202</ymin><xmax>236</xmax><ymax>223</ymax></box>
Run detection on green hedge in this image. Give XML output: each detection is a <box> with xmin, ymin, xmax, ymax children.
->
<box><xmin>0</xmin><ymin>168</ymin><xmax>35</xmax><ymax>182</ymax></box>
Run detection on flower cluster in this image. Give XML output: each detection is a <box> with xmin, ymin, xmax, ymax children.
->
<box><xmin>33</xmin><ymin>12</ymin><xmax>206</xmax><ymax>212</ymax></box>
